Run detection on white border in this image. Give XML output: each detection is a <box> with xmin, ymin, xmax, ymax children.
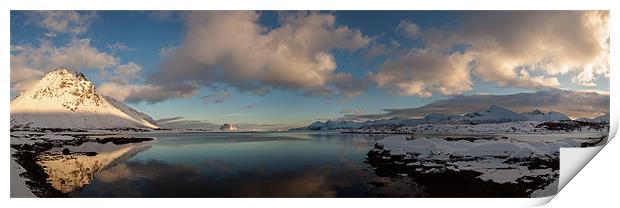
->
<box><xmin>2</xmin><ymin>0</ymin><xmax>615</xmax><ymax>10</ymax></box>
<box><xmin>2</xmin><ymin>0</ymin><xmax>617</xmax><ymax>207</ymax></box>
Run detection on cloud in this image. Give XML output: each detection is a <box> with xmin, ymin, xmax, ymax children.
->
<box><xmin>9</xmin><ymin>66</ymin><xmax>44</xmax><ymax>94</ymax></box>
<box><xmin>106</xmin><ymin>42</ymin><xmax>136</xmax><ymax>52</ymax></box>
<box><xmin>233</xmin><ymin>122</ymin><xmax>295</xmax><ymax>131</ymax></box>
<box><xmin>50</xmin><ymin>39</ymin><xmax>119</xmax><ymax>71</ymax></box>
<box><xmin>202</xmin><ymin>90</ymin><xmax>230</xmax><ymax>104</ymax></box>
<box><xmin>326</xmin><ymin>73</ymin><xmax>369</xmax><ymax>98</ymax></box>
<box><xmin>99</xmin><ymin>61</ymin><xmax>197</xmax><ymax>104</ymax></box>
<box><xmin>339</xmin><ymin>109</ymin><xmax>363</xmax><ymax>115</ymax></box>
<box><xmin>107</xmin><ymin>62</ymin><xmax>141</xmax><ymax>84</ymax></box>
<box><xmin>98</xmin><ymin>82</ymin><xmax>194</xmax><ymax>104</ymax></box>
<box><xmin>396</xmin><ymin>20</ymin><xmax>420</xmax><ymax>39</ymax></box>
<box><xmin>364</xmin><ymin>40</ymin><xmax>402</xmax><ymax>59</ymax></box>
<box><xmin>154</xmin><ymin>117</ymin><xmax>220</xmax><ymax>129</ymax></box>
<box><xmin>154</xmin><ymin>117</ymin><xmax>292</xmax><ymax>131</ymax></box>
<box><xmin>10</xmin><ymin>39</ymin><xmax>119</xmax><ymax>93</ymax></box>
<box><xmin>8</xmin><ymin>39</ymin><xmax>190</xmax><ymax>103</ymax></box>
<box><xmin>436</xmin><ymin>11</ymin><xmax>608</xmax><ymax>89</ymax></box>
<box><xmin>245</xmin><ymin>104</ymin><xmax>256</xmax><ymax>109</ymax></box>
<box><xmin>158</xmin><ymin>46</ymin><xmax>177</xmax><ymax>57</ymax></box>
<box><xmin>154</xmin><ymin>117</ymin><xmax>184</xmax><ymax>123</ymax></box>
<box><xmin>11</xmin><ymin>12</ymin><xmax>153</xmax><ymax>101</ymax></box>
<box><xmin>139</xmin><ymin>11</ymin><xmax>371</xmax><ymax>103</ymax></box>
<box><xmin>373</xmin><ymin>11</ymin><xmax>608</xmax><ymax>97</ymax></box>
<box><xmin>27</xmin><ymin>11</ymin><xmax>96</xmax><ymax>36</ymax></box>
<box><xmin>371</xmin><ymin>48</ymin><xmax>473</xmax><ymax>97</ymax></box>
<box><xmin>346</xmin><ymin>89</ymin><xmax>608</xmax><ymax>120</ymax></box>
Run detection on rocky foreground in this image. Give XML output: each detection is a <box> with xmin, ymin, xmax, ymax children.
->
<box><xmin>10</xmin><ymin>130</ymin><xmax>154</xmax><ymax>197</ymax></box>
<box><xmin>366</xmin><ymin>133</ymin><xmax>606</xmax><ymax>197</ymax></box>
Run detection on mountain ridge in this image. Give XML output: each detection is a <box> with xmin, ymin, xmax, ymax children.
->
<box><xmin>10</xmin><ymin>67</ymin><xmax>159</xmax><ymax>129</ymax></box>
<box><xmin>300</xmin><ymin>105</ymin><xmax>578</xmax><ymax>131</ymax></box>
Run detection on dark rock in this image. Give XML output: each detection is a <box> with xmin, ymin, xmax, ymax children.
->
<box><xmin>95</xmin><ymin>137</ymin><xmax>153</xmax><ymax>145</ymax></box>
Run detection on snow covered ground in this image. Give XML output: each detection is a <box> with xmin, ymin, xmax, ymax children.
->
<box><xmin>368</xmin><ymin>132</ymin><xmax>606</xmax><ymax>197</ymax></box>
<box><xmin>10</xmin><ymin>148</ymin><xmax>36</xmax><ymax>198</ymax></box>
<box><xmin>10</xmin><ymin>126</ymin><xmax>607</xmax><ymax>197</ymax></box>
<box><xmin>10</xmin><ymin>130</ymin><xmax>153</xmax><ymax>197</ymax></box>
<box><xmin>344</xmin><ymin>120</ymin><xmax>609</xmax><ymax>135</ymax></box>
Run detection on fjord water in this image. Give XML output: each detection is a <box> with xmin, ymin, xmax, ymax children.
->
<box><xmin>77</xmin><ymin>132</ymin><xmax>424</xmax><ymax>197</ymax></box>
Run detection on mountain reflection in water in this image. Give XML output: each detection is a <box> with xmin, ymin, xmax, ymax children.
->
<box><xmin>23</xmin><ymin>132</ymin><xmax>571</xmax><ymax>197</ymax></box>
<box><xmin>36</xmin><ymin>143</ymin><xmax>151</xmax><ymax>193</ymax></box>
<box><xmin>74</xmin><ymin>132</ymin><xmax>424</xmax><ymax>197</ymax></box>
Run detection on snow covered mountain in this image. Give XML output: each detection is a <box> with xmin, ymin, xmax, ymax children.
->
<box><xmin>303</xmin><ymin>105</ymin><xmax>573</xmax><ymax>131</ymax></box>
<box><xmin>421</xmin><ymin>113</ymin><xmax>455</xmax><ymax>123</ymax></box>
<box><xmin>306</xmin><ymin>121</ymin><xmax>327</xmax><ymax>130</ymax></box>
<box><xmin>577</xmin><ymin>113</ymin><xmax>610</xmax><ymax>123</ymax></box>
<box><xmin>219</xmin><ymin>123</ymin><xmax>238</xmax><ymax>131</ymax></box>
<box><xmin>10</xmin><ymin>68</ymin><xmax>159</xmax><ymax>129</ymax></box>
<box><xmin>457</xmin><ymin>105</ymin><xmax>526</xmax><ymax>124</ymax></box>
<box><xmin>594</xmin><ymin>113</ymin><xmax>610</xmax><ymax>123</ymax></box>
<box><xmin>306</xmin><ymin>120</ymin><xmax>365</xmax><ymax>130</ymax></box>
<box><xmin>521</xmin><ymin>110</ymin><xmax>570</xmax><ymax>121</ymax></box>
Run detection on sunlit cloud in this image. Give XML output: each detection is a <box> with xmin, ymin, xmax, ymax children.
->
<box><xmin>372</xmin><ymin>11</ymin><xmax>609</xmax><ymax>98</ymax></box>
<box><xmin>396</xmin><ymin>20</ymin><xmax>420</xmax><ymax>39</ymax></box>
<box><xmin>138</xmin><ymin>11</ymin><xmax>371</xmax><ymax>103</ymax></box>
<box><xmin>433</xmin><ymin>11</ymin><xmax>608</xmax><ymax>89</ymax></box>
<box><xmin>10</xmin><ymin>39</ymin><xmax>119</xmax><ymax>93</ymax></box>
<box><xmin>25</xmin><ymin>11</ymin><xmax>97</xmax><ymax>36</ymax></box>
<box><xmin>371</xmin><ymin>48</ymin><xmax>473</xmax><ymax>97</ymax></box>
<box><xmin>106</xmin><ymin>42</ymin><xmax>136</xmax><ymax>52</ymax></box>
<box><xmin>10</xmin><ymin>10</ymin><xmax>609</xmax><ymax>116</ymax></box>
<box><xmin>339</xmin><ymin>109</ymin><xmax>363</xmax><ymax>115</ymax></box>
<box><xmin>202</xmin><ymin>90</ymin><xmax>231</xmax><ymax>104</ymax></box>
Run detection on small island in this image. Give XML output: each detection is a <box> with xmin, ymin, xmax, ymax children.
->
<box><xmin>219</xmin><ymin>123</ymin><xmax>238</xmax><ymax>131</ymax></box>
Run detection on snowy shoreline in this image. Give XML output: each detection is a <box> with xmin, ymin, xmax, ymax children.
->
<box><xmin>366</xmin><ymin>133</ymin><xmax>606</xmax><ymax>197</ymax></box>
<box><xmin>10</xmin><ymin>128</ymin><xmax>608</xmax><ymax>198</ymax></box>
<box><xmin>10</xmin><ymin>130</ymin><xmax>155</xmax><ymax>197</ymax></box>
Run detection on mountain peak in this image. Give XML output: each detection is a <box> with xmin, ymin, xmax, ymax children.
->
<box><xmin>25</xmin><ymin>67</ymin><xmax>104</xmax><ymax>112</ymax></box>
<box><xmin>528</xmin><ymin>109</ymin><xmax>543</xmax><ymax>114</ymax></box>
<box><xmin>42</xmin><ymin>67</ymin><xmax>89</xmax><ymax>86</ymax></box>
<box><xmin>48</xmin><ymin>67</ymin><xmax>84</xmax><ymax>77</ymax></box>
<box><xmin>521</xmin><ymin>109</ymin><xmax>569</xmax><ymax>121</ymax></box>
<box><xmin>11</xmin><ymin>67</ymin><xmax>159</xmax><ymax>129</ymax></box>
<box><xmin>461</xmin><ymin>105</ymin><xmax>525</xmax><ymax>123</ymax></box>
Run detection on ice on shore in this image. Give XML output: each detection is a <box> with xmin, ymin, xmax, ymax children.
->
<box><xmin>10</xmin><ymin>149</ymin><xmax>36</xmax><ymax>198</ymax></box>
<box><xmin>10</xmin><ymin>131</ymin><xmax>153</xmax><ymax>197</ymax></box>
<box><xmin>371</xmin><ymin>134</ymin><xmax>603</xmax><ymax>196</ymax></box>
<box><xmin>375</xmin><ymin>135</ymin><xmax>580</xmax><ymax>159</ymax></box>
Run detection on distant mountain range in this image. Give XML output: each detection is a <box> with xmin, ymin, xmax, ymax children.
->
<box><xmin>301</xmin><ymin>105</ymin><xmax>608</xmax><ymax>131</ymax></box>
<box><xmin>10</xmin><ymin>68</ymin><xmax>609</xmax><ymax>131</ymax></box>
<box><xmin>10</xmin><ymin>68</ymin><xmax>159</xmax><ymax>129</ymax></box>
<box><xmin>577</xmin><ymin>114</ymin><xmax>610</xmax><ymax>123</ymax></box>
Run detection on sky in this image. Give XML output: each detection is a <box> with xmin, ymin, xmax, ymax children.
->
<box><xmin>10</xmin><ymin>11</ymin><xmax>610</xmax><ymax>129</ymax></box>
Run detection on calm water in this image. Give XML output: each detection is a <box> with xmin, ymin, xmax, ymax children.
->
<box><xmin>76</xmin><ymin>132</ymin><xmax>425</xmax><ymax>197</ymax></box>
